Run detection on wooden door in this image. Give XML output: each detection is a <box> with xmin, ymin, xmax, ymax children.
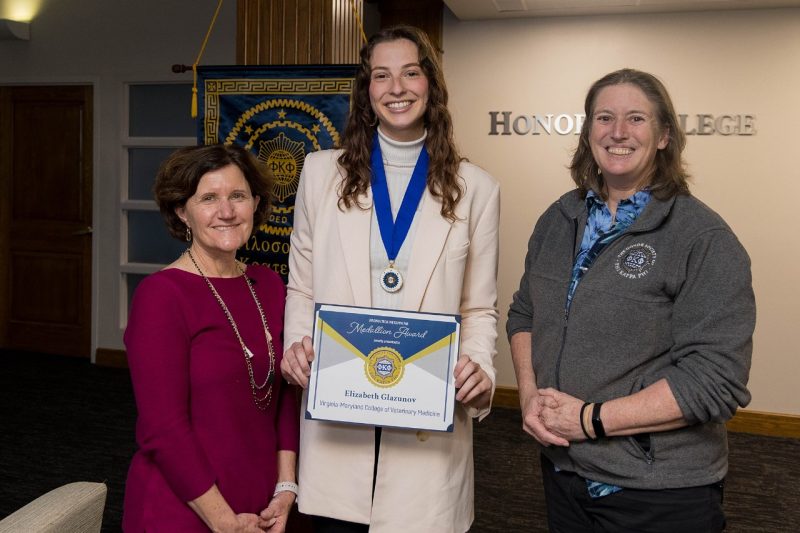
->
<box><xmin>0</xmin><ymin>86</ymin><xmax>93</xmax><ymax>357</ymax></box>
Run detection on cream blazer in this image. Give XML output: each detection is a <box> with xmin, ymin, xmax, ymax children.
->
<box><xmin>285</xmin><ymin>149</ymin><xmax>500</xmax><ymax>533</ymax></box>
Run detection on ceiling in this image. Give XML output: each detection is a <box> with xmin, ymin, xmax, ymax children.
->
<box><xmin>443</xmin><ymin>0</ymin><xmax>800</xmax><ymax>20</ymax></box>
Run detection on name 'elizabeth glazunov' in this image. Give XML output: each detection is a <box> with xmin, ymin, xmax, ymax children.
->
<box><xmin>347</xmin><ymin>321</ymin><xmax>428</xmax><ymax>339</ymax></box>
<box><xmin>345</xmin><ymin>389</ymin><xmax>417</xmax><ymax>403</ymax></box>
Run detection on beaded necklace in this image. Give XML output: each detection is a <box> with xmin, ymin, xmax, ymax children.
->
<box><xmin>186</xmin><ymin>249</ymin><xmax>275</xmax><ymax>410</ymax></box>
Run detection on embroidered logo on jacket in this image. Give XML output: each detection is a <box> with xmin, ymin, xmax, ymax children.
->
<box><xmin>615</xmin><ymin>243</ymin><xmax>657</xmax><ymax>279</ymax></box>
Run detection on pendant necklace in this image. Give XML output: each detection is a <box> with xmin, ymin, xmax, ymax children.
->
<box><xmin>186</xmin><ymin>249</ymin><xmax>275</xmax><ymax>410</ymax></box>
<box><xmin>370</xmin><ymin>132</ymin><xmax>429</xmax><ymax>293</ymax></box>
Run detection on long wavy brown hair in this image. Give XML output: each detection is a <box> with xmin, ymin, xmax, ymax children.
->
<box><xmin>569</xmin><ymin>68</ymin><xmax>690</xmax><ymax>200</ymax></box>
<box><xmin>337</xmin><ymin>25</ymin><xmax>463</xmax><ymax>221</ymax></box>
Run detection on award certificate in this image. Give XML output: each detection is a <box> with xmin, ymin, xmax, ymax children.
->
<box><xmin>306</xmin><ymin>303</ymin><xmax>461</xmax><ymax>432</ymax></box>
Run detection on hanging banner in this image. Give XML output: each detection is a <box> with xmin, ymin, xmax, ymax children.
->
<box><xmin>197</xmin><ymin>65</ymin><xmax>357</xmax><ymax>281</ymax></box>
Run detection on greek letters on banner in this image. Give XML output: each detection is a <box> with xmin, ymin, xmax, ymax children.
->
<box><xmin>197</xmin><ymin>65</ymin><xmax>357</xmax><ymax>282</ymax></box>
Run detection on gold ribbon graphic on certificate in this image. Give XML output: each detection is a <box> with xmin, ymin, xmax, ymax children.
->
<box><xmin>317</xmin><ymin>319</ymin><xmax>456</xmax><ymax>388</ymax></box>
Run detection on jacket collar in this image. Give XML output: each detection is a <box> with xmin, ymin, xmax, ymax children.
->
<box><xmin>335</xmin><ymin>185</ymin><xmax>452</xmax><ymax>310</ymax></box>
<box><xmin>401</xmin><ymin>192</ymin><xmax>452</xmax><ymax>310</ymax></box>
<box><xmin>336</xmin><ymin>188</ymin><xmax>373</xmax><ymax>307</ymax></box>
<box><xmin>557</xmin><ymin>188</ymin><xmax>677</xmax><ymax>233</ymax></box>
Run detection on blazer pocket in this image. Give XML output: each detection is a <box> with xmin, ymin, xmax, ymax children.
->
<box><xmin>445</xmin><ymin>241</ymin><xmax>470</xmax><ymax>263</ymax></box>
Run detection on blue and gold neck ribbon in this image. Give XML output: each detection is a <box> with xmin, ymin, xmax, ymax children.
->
<box><xmin>370</xmin><ymin>133</ymin><xmax>429</xmax><ymax>264</ymax></box>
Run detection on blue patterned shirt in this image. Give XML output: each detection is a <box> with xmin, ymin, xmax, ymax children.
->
<box><xmin>566</xmin><ymin>189</ymin><xmax>652</xmax><ymax>312</ymax></box>
<box><xmin>566</xmin><ymin>188</ymin><xmax>651</xmax><ymax>499</ymax></box>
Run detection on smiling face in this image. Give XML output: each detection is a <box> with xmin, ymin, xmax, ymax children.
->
<box><xmin>175</xmin><ymin>163</ymin><xmax>259</xmax><ymax>261</ymax></box>
<box><xmin>589</xmin><ymin>83</ymin><xmax>669</xmax><ymax>190</ymax></box>
<box><xmin>368</xmin><ymin>38</ymin><xmax>430</xmax><ymax>142</ymax></box>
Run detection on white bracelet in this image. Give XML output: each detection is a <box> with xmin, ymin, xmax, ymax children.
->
<box><xmin>273</xmin><ymin>481</ymin><xmax>298</xmax><ymax>497</ymax></box>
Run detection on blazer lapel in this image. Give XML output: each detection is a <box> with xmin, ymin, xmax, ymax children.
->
<box><xmin>402</xmin><ymin>192</ymin><xmax>452</xmax><ymax>310</ymax></box>
<box><xmin>337</xmin><ymin>190</ymin><xmax>373</xmax><ymax>307</ymax></box>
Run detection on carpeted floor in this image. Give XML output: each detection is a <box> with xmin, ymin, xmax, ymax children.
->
<box><xmin>1</xmin><ymin>350</ymin><xmax>798</xmax><ymax>532</ymax></box>
<box><xmin>0</xmin><ymin>352</ymin><xmax>137</xmax><ymax>532</ymax></box>
<box><xmin>471</xmin><ymin>407</ymin><xmax>800</xmax><ymax>532</ymax></box>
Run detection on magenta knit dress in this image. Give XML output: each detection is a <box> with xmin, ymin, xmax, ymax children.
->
<box><xmin>122</xmin><ymin>265</ymin><xmax>299</xmax><ymax>532</ymax></box>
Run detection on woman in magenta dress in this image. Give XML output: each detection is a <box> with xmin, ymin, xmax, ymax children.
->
<box><xmin>123</xmin><ymin>144</ymin><xmax>299</xmax><ymax>532</ymax></box>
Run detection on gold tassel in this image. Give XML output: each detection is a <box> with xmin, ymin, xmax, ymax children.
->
<box><xmin>191</xmin><ymin>66</ymin><xmax>199</xmax><ymax>118</ymax></box>
<box><xmin>191</xmin><ymin>0</ymin><xmax>224</xmax><ymax>118</ymax></box>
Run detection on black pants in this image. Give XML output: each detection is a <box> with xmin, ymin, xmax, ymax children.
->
<box><xmin>311</xmin><ymin>516</ymin><xmax>369</xmax><ymax>533</ymax></box>
<box><xmin>540</xmin><ymin>455</ymin><xmax>725</xmax><ymax>533</ymax></box>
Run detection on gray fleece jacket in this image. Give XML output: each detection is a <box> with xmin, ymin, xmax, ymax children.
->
<box><xmin>507</xmin><ymin>189</ymin><xmax>755</xmax><ymax>490</ymax></box>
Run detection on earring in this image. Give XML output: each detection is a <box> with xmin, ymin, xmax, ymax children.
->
<box><xmin>370</xmin><ymin>113</ymin><xmax>378</xmax><ymax>127</ymax></box>
<box><xmin>185</xmin><ymin>226</ymin><xmax>192</xmax><ymax>242</ymax></box>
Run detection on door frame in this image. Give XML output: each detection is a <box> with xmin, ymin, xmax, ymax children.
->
<box><xmin>0</xmin><ymin>81</ymin><xmax>97</xmax><ymax>358</ymax></box>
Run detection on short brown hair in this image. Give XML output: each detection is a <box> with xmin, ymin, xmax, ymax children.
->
<box><xmin>569</xmin><ymin>68</ymin><xmax>690</xmax><ymax>200</ymax></box>
<box><xmin>153</xmin><ymin>144</ymin><xmax>273</xmax><ymax>240</ymax></box>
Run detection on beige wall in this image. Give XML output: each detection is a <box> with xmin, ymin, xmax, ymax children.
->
<box><xmin>442</xmin><ymin>8</ymin><xmax>800</xmax><ymax>414</ymax></box>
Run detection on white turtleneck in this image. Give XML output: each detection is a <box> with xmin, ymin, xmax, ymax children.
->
<box><xmin>370</xmin><ymin>127</ymin><xmax>427</xmax><ymax>309</ymax></box>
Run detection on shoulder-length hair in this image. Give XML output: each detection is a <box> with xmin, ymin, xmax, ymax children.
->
<box><xmin>153</xmin><ymin>144</ymin><xmax>273</xmax><ymax>240</ymax></box>
<box><xmin>337</xmin><ymin>25</ymin><xmax>463</xmax><ymax>221</ymax></box>
<box><xmin>569</xmin><ymin>68</ymin><xmax>690</xmax><ymax>200</ymax></box>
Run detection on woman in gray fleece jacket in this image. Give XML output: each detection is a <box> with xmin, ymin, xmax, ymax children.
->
<box><xmin>507</xmin><ymin>69</ymin><xmax>755</xmax><ymax>533</ymax></box>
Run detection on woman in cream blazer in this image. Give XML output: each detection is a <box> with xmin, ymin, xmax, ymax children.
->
<box><xmin>281</xmin><ymin>26</ymin><xmax>499</xmax><ymax>533</ymax></box>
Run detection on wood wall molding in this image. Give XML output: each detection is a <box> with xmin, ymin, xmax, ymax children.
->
<box><xmin>95</xmin><ymin>348</ymin><xmax>128</xmax><ymax>369</ymax></box>
<box><xmin>492</xmin><ymin>386</ymin><xmax>521</xmax><ymax>410</ymax></box>
<box><xmin>375</xmin><ymin>0</ymin><xmax>443</xmax><ymax>52</ymax></box>
<box><xmin>491</xmin><ymin>386</ymin><xmax>800</xmax><ymax>439</ymax></box>
<box><xmin>237</xmin><ymin>0</ymin><xmax>362</xmax><ymax>65</ymax></box>
<box><xmin>236</xmin><ymin>0</ymin><xmax>446</xmax><ymax>66</ymax></box>
<box><xmin>725</xmin><ymin>409</ymin><xmax>800</xmax><ymax>439</ymax></box>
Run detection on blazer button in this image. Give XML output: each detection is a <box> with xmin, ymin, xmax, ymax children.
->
<box><xmin>416</xmin><ymin>430</ymin><xmax>429</xmax><ymax>442</ymax></box>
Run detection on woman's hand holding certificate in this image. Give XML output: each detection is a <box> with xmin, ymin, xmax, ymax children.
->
<box><xmin>454</xmin><ymin>355</ymin><xmax>492</xmax><ymax>410</ymax></box>
<box><xmin>281</xmin><ymin>337</ymin><xmax>314</xmax><ymax>388</ymax></box>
